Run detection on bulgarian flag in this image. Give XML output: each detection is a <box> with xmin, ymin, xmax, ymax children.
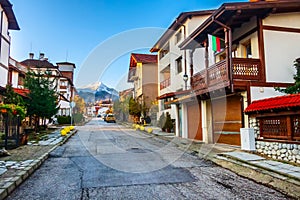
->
<box><xmin>211</xmin><ymin>35</ymin><xmax>221</xmax><ymax>52</ymax></box>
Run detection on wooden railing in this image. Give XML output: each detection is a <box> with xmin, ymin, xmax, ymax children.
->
<box><xmin>160</xmin><ymin>78</ymin><xmax>170</xmax><ymax>90</ymax></box>
<box><xmin>192</xmin><ymin>58</ymin><xmax>262</xmax><ymax>93</ymax></box>
<box><xmin>232</xmin><ymin>58</ymin><xmax>261</xmax><ymax>80</ymax></box>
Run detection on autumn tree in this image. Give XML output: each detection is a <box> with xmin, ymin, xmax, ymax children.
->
<box><xmin>73</xmin><ymin>95</ymin><xmax>85</xmax><ymax>114</ymax></box>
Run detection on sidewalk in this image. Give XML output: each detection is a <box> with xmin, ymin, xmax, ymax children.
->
<box><xmin>139</xmin><ymin>124</ymin><xmax>300</xmax><ymax>198</ymax></box>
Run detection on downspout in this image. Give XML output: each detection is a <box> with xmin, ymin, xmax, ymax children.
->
<box><xmin>212</xmin><ymin>17</ymin><xmax>234</xmax><ymax>93</ymax></box>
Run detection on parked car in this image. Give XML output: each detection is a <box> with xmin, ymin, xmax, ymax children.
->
<box><xmin>105</xmin><ymin>114</ymin><xmax>116</xmax><ymax>123</ymax></box>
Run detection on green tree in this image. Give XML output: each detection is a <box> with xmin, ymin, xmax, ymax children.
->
<box><xmin>129</xmin><ymin>97</ymin><xmax>141</xmax><ymax>118</ymax></box>
<box><xmin>24</xmin><ymin>70</ymin><xmax>59</xmax><ymax>129</ymax></box>
<box><xmin>3</xmin><ymin>84</ymin><xmax>24</xmax><ymax>106</ymax></box>
<box><xmin>276</xmin><ymin>58</ymin><xmax>300</xmax><ymax>94</ymax></box>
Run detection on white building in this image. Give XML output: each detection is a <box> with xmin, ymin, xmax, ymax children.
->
<box><xmin>179</xmin><ymin>0</ymin><xmax>300</xmax><ymax>145</ymax></box>
<box><xmin>0</xmin><ymin>0</ymin><xmax>19</xmax><ymax>101</ymax></box>
<box><xmin>150</xmin><ymin>10</ymin><xmax>214</xmax><ymax>138</ymax></box>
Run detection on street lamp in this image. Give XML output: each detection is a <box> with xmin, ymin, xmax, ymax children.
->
<box><xmin>183</xmin><ymin>74</ymin><xmax>188</xmax><ymax>90</ymax></box>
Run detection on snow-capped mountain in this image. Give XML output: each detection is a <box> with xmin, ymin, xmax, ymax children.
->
<box><xmin>77</xmin><ymin>82</ymin><xmax>119</xmax><ymax>103</ymax></box>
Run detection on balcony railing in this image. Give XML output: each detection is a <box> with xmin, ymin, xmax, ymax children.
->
<box><xmin>192</xmin><ymin>58</ymin><xmax>262</xmax><ymax>93</ymax></box>
<box><xmin>160</xmin><ymin>78</ymin><xmax>170</xmax><ymax>90</ymax></box>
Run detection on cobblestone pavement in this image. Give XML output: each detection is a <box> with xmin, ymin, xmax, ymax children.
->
<box><xmin>6</xmin><ymin>119</ymin><xmax>292</xmax><ymax>200</ymax></box>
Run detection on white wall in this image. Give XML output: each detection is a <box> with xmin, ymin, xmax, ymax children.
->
<box><xmin>0</xmin><ymin>67</ymin><xmax>7</xmax><ymax>87</ymax></box>
<box><xmin>11</xmin><ymin>71</ymin><xmax>18</xmax><ymax>87</ymax></box>
<box><xmin>264</xmin><ymin>30</ymin><xmax>299</xmax><ymax>83</ymax></box>
<box><xmin>263</xmin><ymin>13</ymin><xmax>300</xmax><ymax>83</ymax></box>
<box><xmin>263</xmin><ymin>12</ymin><xmax>300</xmax><ymax>29</ymax></box>
<box><xmin>250</xmin><ymin>86</ymin><xmax>284</xmax><ymax>102</ymax></box>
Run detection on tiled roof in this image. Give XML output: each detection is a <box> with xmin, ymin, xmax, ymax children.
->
<box><xmin>13</xmin><ymin>88</ymin><xmax>29</xmax><ymax>97</ymax></box>
<box><xmin>131</xmin><ymin>53</ymin><xmax>157</xmax><ymax>64</ymax></box>
<box><xmin>245</xmin><ymin>93</ymin><xmax>300</xmax><ymax>114</ymax></box>
<box><xmin>21</xmin><ymin>59</ymin><xmax>57</xmax><ymax>69</ymax></box>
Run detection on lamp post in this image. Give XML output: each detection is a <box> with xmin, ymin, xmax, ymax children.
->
<box><xmin>183</xmin><ymin>74</ymin><xmax>188</xmax><ymax>90</ymax></box>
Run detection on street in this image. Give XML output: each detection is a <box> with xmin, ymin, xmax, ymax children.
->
<box><xmin>7</xmin><ymin>119</ymin><xmax>290</xmax><ymax>200</ymax></box>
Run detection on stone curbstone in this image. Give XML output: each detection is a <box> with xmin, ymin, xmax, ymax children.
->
<box><xmin>0</xmin><ymin>188</ymin><xmax>7</xmax><ymax>200</ymax></box>
<box><xmin>10</xmin><ymin>176</ymin><xmax>23</xmax><ymax>187</ymax></box>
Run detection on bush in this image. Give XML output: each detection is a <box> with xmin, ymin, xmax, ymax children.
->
<box><xmin>57</xmin><ymin>116</ymin><xmax>71</xmax><ymax>124</ymax></box>
<box><xmin>73</xmin><ymin>113</ymin><xmax>84</xmax><ymax>124</ymax></box>
<box><xmin>158</xmin><ymin>113</ymin><xmax>166</xmax><ymax>129</ymax></box>
<box><xmin>163</xmin><ymin>112</ymin><xmax>173</xmax><ymax>131</ymax></box>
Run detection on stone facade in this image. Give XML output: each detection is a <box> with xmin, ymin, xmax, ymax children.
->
<box><xmin>249</xmin><ymin>117</ymin><xmax>300</xmax><ymax>163</ymax></box>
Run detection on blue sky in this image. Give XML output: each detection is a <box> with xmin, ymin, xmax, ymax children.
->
<box><xmin>10</xmin><ymin>0</ymin><xmax>246</xmax><ymax>91</ymax></box>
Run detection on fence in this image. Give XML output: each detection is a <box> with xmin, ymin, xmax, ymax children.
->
<box><xmin>0</xmin><ymin>113</ymin><xmax>21</xmax><ymax>149</ymax></box>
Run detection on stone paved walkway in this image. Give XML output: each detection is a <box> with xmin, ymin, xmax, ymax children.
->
<box><xmin>223</xmin><ymin>152</ymin><xmax>300</xmax><ymax>180</ymax></box>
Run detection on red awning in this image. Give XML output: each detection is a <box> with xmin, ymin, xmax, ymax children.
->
<box><xmin>157</xmin><ymin>92</ymin><xmax>175</xmax><ymax>100</ymax></box>
<box><xmin>13</xmin><ymin>88</ymin><xmax>29</xmax><ymax>98</ymax></box>
<box><xmin>245</xmin><ymin>93</ymin><xmax>300</xmax><ymax>114</ymax></box>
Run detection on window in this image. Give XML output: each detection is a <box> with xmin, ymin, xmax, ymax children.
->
<box><xmin>175</xmin><ymin>29</ymin><xmax>182</xmax><ymax>44</ymax></box>
<box><xmin>161</xmin><ymin>98</ymin><xmax>171</xmax><ymax>110</ymax></box>
<box><xmin>243</xmin><ymin>40</ymin><xmax>252</xmax><ymax>58</ymax></box>
<box><xmin>159</xmin><ymin>43</ymin><xmax>169</xmax><ymax>59</ymax></box>
<box><xmin>176</xmin><ymin>56</ymin><xmax>182</xmax><ymax>74</ymax></box>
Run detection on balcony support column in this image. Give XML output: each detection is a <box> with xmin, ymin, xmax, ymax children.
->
<box><xmin>189</xmin><ymin>49</ymin><xmax>195</xmax><ymax>87</ymax></box>
<box><xmin>204</xmin><ymin>41</ymin><xmax>209</xmax><ymax>86</ymax></box>
<box><xmin>224</xmin><ymin>27</ymin><xmax>233</xmax><ymax>93</ymax></box>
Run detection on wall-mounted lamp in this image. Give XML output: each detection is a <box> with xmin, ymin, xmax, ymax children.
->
<box><xmin>183</xmin><ymin>74</ymin><xmax>188</xmax><ymax>90</ymax></box>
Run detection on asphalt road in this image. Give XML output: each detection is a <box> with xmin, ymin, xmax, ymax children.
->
<box><xmin>6</xmin><ymin>119</ymin><xmax>291</xmax><ymax>200</ymax></box>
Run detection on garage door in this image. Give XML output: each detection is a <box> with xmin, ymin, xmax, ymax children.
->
<box><xmin>187</xmin><ymin>101</ymin><xmax>202</xmax><ymax>140</ymax></box>
<box><xmin>212</xmin><ymin>95</ymin><xmax>242</xmax><ymax>146</ymax></box>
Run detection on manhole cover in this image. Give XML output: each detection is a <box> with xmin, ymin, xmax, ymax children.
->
<box><xmin>127</xmin><ymin>147</ymin><xmax>151</xmax><ymax>153</ymax></box>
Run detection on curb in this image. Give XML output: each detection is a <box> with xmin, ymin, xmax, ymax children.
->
<box><xmin>216</xmin><ymin>153</ymin><xmax>300</xmax><ymax>183</ymax></box>
<box><xmin>0</xmin><ymin>129</ymin><xmax>77</xmax><ymax>199</ymax></box>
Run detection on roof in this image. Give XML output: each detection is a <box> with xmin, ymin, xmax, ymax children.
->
<box><xmin>150</xmin><ymin>10</ymin><xmax>215</xmax><ymax>52</ymax></box>
<box><xmin>56</xmin><ymin>62</ymin><xmax>76</xmax><ymax>68</ymax></box>
<box><xmin>13</xmin><ymin>88</ymin><xmax>29</xmax><ymax>98</ymax></box>
<box><xmin>21</xmin><ymin>59</ymin><xmax>57</xmax><ymax>69</ymax></box>
<box><xmin>180</xmin><ymin>0</ymin><xmax>300</xmax><ymax>49</ymax></box>
<box><xmin>130</xmin><ymin>53</ymin><xmax>157</xmax><ymax>67</ymax></box>
<box><xmin>244</xmin><ymin>93</ymin><xmax>300</xmax><ymax>114</ymax></box>
<box><xmin>0</xmin><ymin>0</ymin><xmax>20</xmax><ymax>30</ymax></box>
<box><xmin>128</xmin><ymin>53</ymin><xmax>157</xmax><ymax>82</ymax></box>
<box><xmin>157</xmin><ymin>92</ymin><xmax>175</xmax><ymax>100</ymax></box>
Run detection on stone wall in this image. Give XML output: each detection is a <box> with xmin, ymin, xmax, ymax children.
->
<box><xmin>249</xmin><ymin>117</ymin><xmax>300</xmax><ymax>164</ymax></box>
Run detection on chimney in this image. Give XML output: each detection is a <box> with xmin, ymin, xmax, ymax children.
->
<box><xmin>29</xmin><ymin>53</ymin><xmax>34</xmax><ymax>59</ymax></box>
<box><xmin>39</xmin><ymin>53</ymin><xmax>45</xmax><ymax>60</ymax></box>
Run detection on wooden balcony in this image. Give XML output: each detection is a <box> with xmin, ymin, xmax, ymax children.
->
<box><xmin>192</xmin><ymin>58</ymin><xmax>262</xmax><ymax>93</ymax></box>
<box><xmin>160</xmin><ymin>78</ymin><xmax>170</xmax><ymax>90</ymax></box>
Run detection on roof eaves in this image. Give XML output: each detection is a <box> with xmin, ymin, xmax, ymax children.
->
<box><xmin>150</xmin><ymin>10</ymin><xmax>215</xmax><ymax>52</ymax></box>
<box><xmin>1</xmin><ymin>0</ymin><xmax>20</xmax><ymax>30</ymax></box>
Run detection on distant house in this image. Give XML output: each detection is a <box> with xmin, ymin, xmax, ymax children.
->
<box><xmin>21</xmin><ymin>53</ymin><xmax>76</xmax><ymax>117</ymax></box>
<box><xmin>179</xmin><ymin>0</ymin><xmax>300</xmax><ymax>145</ymax></box>
<box><xmin>127</xmin><ymin>53</ymin><xmax>158</xmax><ymax>121</ymax></box>
<box><xmin>0</xmin><ymin>0</ymin><xmax>20</xmax><ymax>102</ymax></box>
<box><xmin>150</xmin><ymin>10</ymin><xmax>214</xmax><ymax>137</ymax></box>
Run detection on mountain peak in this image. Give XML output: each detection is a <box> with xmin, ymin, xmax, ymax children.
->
<box><xmin>77</xmin><ymin>82</ymin><xmax>119</xmax><ymax>103</ymax></box>
<box><xmin>79</xmin><ymin>81</ymin><xmax>101</xmax><ymax>91</ymax></box>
